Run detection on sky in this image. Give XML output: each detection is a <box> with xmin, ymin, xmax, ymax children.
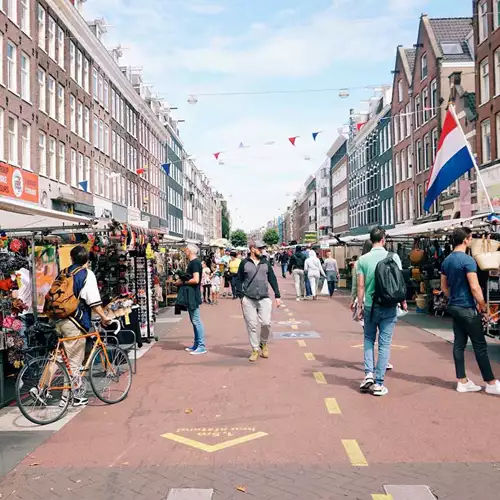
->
<box><xmin>83</xmin><ymin>0</ymin><xmax>472</xmax><ymax>231</ymax></box>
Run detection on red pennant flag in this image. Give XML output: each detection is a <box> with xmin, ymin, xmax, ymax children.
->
<box><xmin>288</xmin><ymin>136</ymin><xmax>298</xmax><ymax>146</ymax></box>
<box><xmin>356</xmin><ymin>122</ymin><xmax>367</xmax><ymax>131</ymax></box>
<box><xmin>136</xmin><ymin>168</ymin><xmax>145</xmax><ymax>175</ymax></box>
<box><xmin>213</xmin><ymin>152</ymin><xmax>221</xmax><ymax>160</ymax></box>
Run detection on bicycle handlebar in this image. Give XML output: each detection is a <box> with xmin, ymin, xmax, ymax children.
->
<box><xmin>107</xmin><ymin>319</ymin><xmax>121</xmax><ymax>335</ymax></box>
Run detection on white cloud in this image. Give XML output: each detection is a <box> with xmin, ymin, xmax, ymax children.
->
<box><xmin>187</xmin><ymin>2</ymin><xmax>225</xmax><ymax>15</ymax></box>
<box><xmin>171</xmin><ymin>2</ymin><xmax>422</xmax><ymax>77</ymax></box>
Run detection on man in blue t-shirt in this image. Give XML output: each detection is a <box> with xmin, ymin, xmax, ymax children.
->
<box><xmin>441</xmin><ymin>227</ymin><xmax>499</xmax><ymax>395</ymax></box>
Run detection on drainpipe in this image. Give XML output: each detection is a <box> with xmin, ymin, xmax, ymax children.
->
<box><xmin>409</xmin><ymin>87</ymin><xmax>417</xmax><ymax>221</ymax></box>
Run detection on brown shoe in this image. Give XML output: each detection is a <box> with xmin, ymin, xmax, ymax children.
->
<box><xmin>260</xmin><ymin>344</ymin><xmax>269</xmax><ymax>359</ymax></box>
<box><xmin>249</xmin><ymin>350</ymin><xmax>259</xmax><ymax>362</ymax></box>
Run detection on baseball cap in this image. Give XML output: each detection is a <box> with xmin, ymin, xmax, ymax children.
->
<box><xmin>250</xmin><ymin>239</ymin><xmax>267</xmax><ymax>249</ymax></box>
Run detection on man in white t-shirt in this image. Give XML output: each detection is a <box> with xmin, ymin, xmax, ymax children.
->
<box><xmin>55</xmin><ymin>246</ymin><xmax>110</xmax><ymax>406</ymax></box>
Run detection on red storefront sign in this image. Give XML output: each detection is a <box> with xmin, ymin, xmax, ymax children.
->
<box><xmin>0</xmin><ymin>162</ymin><xmax>39</xmax><ymax>203</ymax></box>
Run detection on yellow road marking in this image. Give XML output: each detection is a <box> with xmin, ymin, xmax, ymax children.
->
<box><xmin>313</xmin><ymin>372</ymin><xmax>327</xmax><ymax>384</ymax></box>
<box><xmin>291</xmin><ymin>324</ymin><xmax>298</xmax><ymax>330</ymax></box>
<box><xmin>372</xmin><ymin>495</ymin><xmax>393</xmax><ymax>500</ymax></box>
<box><xmin>324</xmin><ymin>398</ymin><xmax>341</xmax><ymax>414</ymax></box>
<box><xmin>342</xmin><ymin>439</ymin><xmax>368</xmax><ymax>466</ymax></box>
<box><xmin>287</xmin><ymin>312</ymin><xmax>293</xmax><ymax>316</ymax></box>
<box><xmin>304</xmin><ymin>352</ymin><xmax>315</xmax><ymax>361</ymax></box>
<box><xmin>161</xmin><ymin>432</ymin><xmax>268</xmax><ymax>453</ymax></box>
<box><xmin>297</xmin><ymin>340</ymin><xmax>306</xmax><ymax>347</ymax></box>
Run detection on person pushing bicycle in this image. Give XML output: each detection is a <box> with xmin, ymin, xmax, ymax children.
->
<box><xmin>41</xmin><ymin>245</ymin><xmax>111</xmax><ymax>407</ymax></box>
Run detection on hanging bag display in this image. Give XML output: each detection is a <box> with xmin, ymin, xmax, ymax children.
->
<box><xmin>471</xmin><ymin>234</ymin><xmax>500</xmax><ymax>258</ymax></box>
<box><xmin>474</xmin><ymin>235</ymin><xmax>500</xmax><ymax>271</ymax></box>
<box><xmin>409</xmin><ymin>238</ymin><xmax>425</xmax><ymax>265</ymax></box>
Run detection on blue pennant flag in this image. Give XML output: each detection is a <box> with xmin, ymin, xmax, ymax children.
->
<box><xmin>79</xmin><ymin>180</ymin><xmax>88</xmax><ymax>192</ymax></box>
<box><xmin>162</xmin><ymin>163</ymin><xmax>171</xmax><ymax>175</ymax></box>
<box><xmin>312</xmin><ymin>131</ymin><xmax>321</xmax><ymax>141</ymax></box>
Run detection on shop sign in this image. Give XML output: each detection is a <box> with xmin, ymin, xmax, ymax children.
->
<box><xmin>128</xmin><ymin>207</ymin><xmax>141</xmax><ymax>223</ymax></box>
<box><xmin>0</xmin><ymin>162</ymin><xmax>39</xmax><ymax>203</ymax></box>
<box><xmin>93</xmin><ymin>196</ymin><xmax>113</xmax><ymax>218</ymax></box>
<box><xmin>320</xmin><ymin>241</ymin><xmax>330</xmax><ymax>250</ymax></box>
<box><xmin>303</xmin><ymin>231</ymin><xmax>317</xmax><ymax>243</ymax></box>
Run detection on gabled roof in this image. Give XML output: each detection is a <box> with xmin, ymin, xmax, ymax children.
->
<box><xmin>404</xmin><ymin>48</ymin><xmax>416</xmax><ymax>74</ymax></box>
<box><xmin>427</xmin><ymin>17</ymin><xmax>473</xmax><ymax>62</ymax></box>
<box><xmin>395</xmin><ymin>47</ymin><xmax>415</xmax><ymax>85</ymax></box>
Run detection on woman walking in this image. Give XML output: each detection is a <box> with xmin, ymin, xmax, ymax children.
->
<box><xmin>304</xmin><ymin>250</ymin><xmax>326</xmax><ymax>300</ymax></box>
<box><xmin>323</xmin><ymin>251</ymin><xmax>340</xmax><ymax>298</ymax></box>
<box><xmin>201</xmin><ymin>261</ymin><xmax>212</xmax><ymax>304</ymax></box>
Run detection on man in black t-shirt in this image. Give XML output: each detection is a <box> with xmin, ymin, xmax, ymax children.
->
<box><xmin>176</xmin><ymin>244</ymin><xmax>206</xmax><ymax>355</ymax></box>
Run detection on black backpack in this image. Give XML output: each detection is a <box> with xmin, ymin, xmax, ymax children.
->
<box><xmin>373</xmin><ymin>253</ymin><xmax>406</xmax><ymax>307</ymax></box>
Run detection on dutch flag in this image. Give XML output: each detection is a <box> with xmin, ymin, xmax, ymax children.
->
<box><xmin>424</xmin><ymin>107</ymin><xmax>475</xmax><ymax>212</ymax></box>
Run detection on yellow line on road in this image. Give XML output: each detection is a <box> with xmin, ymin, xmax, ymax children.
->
<box><xmin>161</xmin><ymin>432</ymin><xmax>268</xmax><ymax>453</ymax></box>
<box><xmin>304</xmin><ymin>352</ymin><xmax>315</xmax><ymax>361</ymax></box>
<box><xmin>313</xmin><ymin>372</ymin><xmax>327</xmax><ymax>384</ymax></box>
<box><xmin>324</xmin><ymin>398</ymin><xmax>341</xmax><ymax>414</ymax></box>
<box><xmin>291</xmin><ymin>324</ymin><xmax>298</xmax><ymax>330</ymax></box>
<box><xmin>342</xmin><ymin>439</ymin><xmax>368</xmax><ymax>466</ymax></box>
<box><xmin>297</xmin><ymin>340</ymin><xmax>306</xmax><ymax>347</ymax></box>
<box><xmin>372</xmin><ymin>495</ymin><xmax>393</xmax><ymax>500</ymax></box>
<box><xmin>287</xmin><ymin>312</ymin><xmax>293</xmax><ymax>316</ymax></box>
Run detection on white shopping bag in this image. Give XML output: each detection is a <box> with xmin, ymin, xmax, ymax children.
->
<box><xmin>321</xmin><ymin>280</ymin><xmax>329</xmax><ymax>295</ymax></box>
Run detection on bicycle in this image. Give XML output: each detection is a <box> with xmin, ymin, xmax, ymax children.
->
<box><xmin>15</xmin><ymin>319</ymin><xmax>132</xmax><ymax>425</ymax></box>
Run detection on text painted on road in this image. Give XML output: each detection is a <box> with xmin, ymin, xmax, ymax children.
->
<box><xmin>273</xmin><ymin>331</ymin><xmax>321</xmax><ymax>340</ymax></box>
<box><xmin>175</xmin><ymin>427</ymin><xmax>255</xmax><ymax>437</ymax></box>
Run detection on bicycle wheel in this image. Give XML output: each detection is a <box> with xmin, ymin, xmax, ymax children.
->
<box><xmin>89</xmin><ymin>345</ymin><xmax>132</xmax><ymax>404</ymax></box>
<box><xmin>16</xmin><ymin>356</ymin><xmax>71</xmax><ymax>425</ymax></box>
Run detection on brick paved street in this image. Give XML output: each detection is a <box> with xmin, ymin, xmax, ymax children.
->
<box><xmin>1</xmin><ymin>276</ymin><xmax>500</xmax><ymax>499</ymax></box>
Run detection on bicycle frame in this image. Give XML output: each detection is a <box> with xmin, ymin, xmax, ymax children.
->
<box><xmin>38</xmin><ymin>330</ymin><xmax>114</xmax><ymax>392</ymax></box>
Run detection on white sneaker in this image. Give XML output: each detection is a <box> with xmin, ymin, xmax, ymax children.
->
<box><xmin>485</xmin><ymin>380</ymin><xmax>500</xmax><ymax>396</ymax></box>
<box><xmin>372</xmin><ymin>384</ymin><xmax>389</xmax><ymax>396</ymax></box>
<box><xmin>360</xmin><ymin>373</ymin><xmax>374</xmax><ymax>393</ymax></box>
<box><xmin>456</xmin><ymin>380</ymin><xmax>482</xmax><ymax>393</ymax></box>
<box><xmin>386</xmin><ymin>363</ymin><xmax>393</xmax><ymax>370</ymax></box>
<box><xmin>296</xmin><ymin>297</ymin><xmax>301</xmax><ymax>302</ymax></box>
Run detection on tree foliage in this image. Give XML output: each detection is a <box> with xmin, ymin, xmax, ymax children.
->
<box><xmin>221</xmin><ymin>201</ymin><xmax>231</xmax><ymax>239</ymax></box>
<box><xmin>263</xmin><ymin>228</ymin><xmax>279</xmax><ymax>246</ymax></box>
<box><xmin>231</xmin><ymin>229</ymin><xmax>248</xmax><ymax>248</ymax></box>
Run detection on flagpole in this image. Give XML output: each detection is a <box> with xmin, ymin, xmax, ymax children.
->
<box><xmin>449</xmin><ymin>104</ymin><xmax>495</xmax><ymax>214</ymax></box>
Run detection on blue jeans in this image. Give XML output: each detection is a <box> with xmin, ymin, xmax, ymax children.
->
<box><xmin>363</xmin><ymin>305</ymin><xmax>397</xmax><ymax>385</ymax></box>
<box><xmin>305</xmin><ymin>275</ymin><xmax>312</xmax><ymax>296</ymax></box>
<box><xmin>188</xmin><ymin>307</ymin><xmax>206</xmax><ymax>349</ymax></box>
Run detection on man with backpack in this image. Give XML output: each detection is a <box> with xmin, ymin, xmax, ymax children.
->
<box><xmin>357</xmin><ymin>227</ymin><xmax>407</xmax><ymax>396</ymax></box>
<box><xmin>43</xmin><ymin>245</ymin><xmax>110</xmax><ymax>406</ymax></box>
<box><xmin>288</xmin><ymin>246</ymin><xmax>307</xmax><ymax>301</ymax></box>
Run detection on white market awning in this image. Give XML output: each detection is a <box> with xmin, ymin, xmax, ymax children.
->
<box><xmin>0</xmin><ymin>198</ymin><xmax>91</xmax><ymax>232</ymax></box>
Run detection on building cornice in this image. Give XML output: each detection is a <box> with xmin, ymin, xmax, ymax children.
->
<box><xmin>50</xmin><ymin>0</ymin><xmax>176</xmax><ymax>144</ymax></box>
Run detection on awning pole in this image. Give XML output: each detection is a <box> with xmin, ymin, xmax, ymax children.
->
<box><xmin>30</xmin><ymin>234</ymin><xmax>38</xmax><ymax>322</ymax></box>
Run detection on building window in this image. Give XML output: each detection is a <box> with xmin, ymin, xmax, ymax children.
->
<box><xmin>58</xmin><ymin>142</ymin><xmax>65</xmax><ymax>183</ymax></box>
<box><xmin>415</xmin><ymin>95</ymin><xmax>421</xmax><ymax>127</ymax></box>
<box><xmin>99</xmin><ymin>120</ymin><xmax>104</xmax><ymax>150</ymax></box>
<box><xmin>20</xmin><ymin>123</ymin><xmax>30</xmax><ymax>170</ymax></box>
<box><xmin>83</xmin><ymin>59</ymin><xmax>89</xmax><ymax>93</ymax></box>
<box><xmin>77</xmin><ymin>102</ymin><xmax>83</xmax><ymax>137</ymax></box>
<box><xmin>401</xmin><ymin>150</ymin><xmax>407</xmax><ymax>180</ymax></box>
<box><xmin>397</xmin><ymin>79</ymin><xmax>403</xmax><ymax>102</ymax></box>
<box><xmin>422</xmin><ymin>87</ymin><xmax>429</xmax><ymax>123</ymax></box>
<box><xmin>7</xmin><ymin>41</ymin><xmax>17</xmax><ymax>93</ymax></box>
<box><xmin>104</xmin><ymin>124</ymin><xmax>109</xmax><ymax>155</ymax></box>
<box><xmin>20</xmin><ymin>0</ymin><xmax>30</xmax><ymax>35</ymax></box>
<box><xmin>417</xmin><ymin>184</ymin><xmax>423</xmax><ymax>217</ymax></box>
<box><xmin>480</xmin><ymin>58</ymin><xmax>490</xmax><ymax>104</ymax></box>
<box><xmin>402</xmin><ymin>189</ymin><xmax>408</xmax><ymax>221</ymax></box>
<box><xmin>70</xmin><ymin>149</ymin><xmax>77</xmax><ymax>186</ymax></box>
<box><xmin>48</xmin><ymin>76</ymin><xmax>56</xmax><ymax>119</ymax></box>
<box><xmin>7</xmin><ymin>116</ymin><xmax>18</xmax><ymax>165</ymax></box>
<box><xmin>416</xmin><ymin>139</ymin><xmax>422</xmax><ymax>173</ymax></box>
<box><xmin>76</xmin><ymin>50</ymin><xmax>83</xmax><ymax>87</ymax></box>
<box><xmin>57</xmin><ymin>27</ymin><xmax>64</xmax><ymax>68</ymax></box>
<box><xmin>421</xmin><ymin>53</ymin><xmax>428</xmax><ymax>80</ymax></box>
<box><xmin>78</xmin><ymin>153</ymin><xmax>84</xmax><ymax>186</ymax></box>
<box><xmin>48</xmin><ymin>17</ymin><xmax>56</xmax><ymax>60</ymax></box>
<box><xmin>94</xmin><ymin>161</ymin><xmax>99</xmax><ymax>193</ymax></box>
<box><xmin>479</xmin><ymin>1</ymin><xmax>489</xmax><ymax>43</ymax></box>
<box><xmin>49</xmin><ymin>137</ymin><xmax>56</xmax><ymax>179</ymax></box>
<box><xmin>20</xmin><ymin>52</ymin><xmax>30</xmax><ymax>101</ymax></box>
<box><xmin>495</xmin><ymin>0</ymin><xmax>500</xmax><ymax>30</ymax></box>
<box><xmin>103</xmin><ymin>81</ymin><xmax>109</xmax><ymax>110</ymax></box>
<box><xmin>38</xmin><ymin>4</ymin><xmax>46</xmax><ymax>51</ymax></box>
<box><xmin>482</xmin><ymin>119</ymin><xmax>492</xmax><ymax>163</ymax></box>
<box><xmin>394</xmin><ymin>114</ymin><xmax>400</xmax><ymax>144</ymax></box>
<box><xmin>430</xmin><ymin>79</ymin><xmax>437</xmax><ymax>116</ymax></box>
<box><xmin>98</xmin><ymin>74</ymin><xmax>103</xmax><ymax>104</ymax></box>
<box><xmin>84</xmin><ymin>107</ymin><xmax>90</xmax><ymax>142</ymax></box>
<box><xmin>93</xmin><ymin>115</ymin><xmax>98</xmax><ymax>147</ymax></box>
<box><xmin>84</xmin><ymin>157</ymin><xmax>91</xmax><ymax>193</ymax></box>
<box><xmin>38</xmin><ymin>68</ymin><xmax>46</xmax><ymax>113</ymax></box>
<box><xmin>68</xmin><ymin>95</ymin><xmax>75</xmax><ymax>133</ymax></box>
<box><xmin>69</xmin><ymin>42</ymin><xmax>75</xmax><ymax>80</ymax></box>
<box><xmin>39</xmin><ymin>132</ymin><xmax>46</xmax><ymax>176</ymax></box>
<box><xmin>495</xmin><ymin>49</ymin><xmax>500</xmax><ymax>96</ymax></box>
<box><xmin>423</xmin><ymin>134</ymin><xmax>431</xmax><ymax>170</ymax></box>
<box><xmin>395</xmin><ymin>153</ymin><xmax>400</xmax><ymax>183</ymax></box>
<box><xmin>400</xmin><ymin>113</ymin><xmax>406</xmax><ymax>140</ymax></box>
<box><xmin>93</xmin><ymin>68</ymin><xmax>98</xmax><ymax>100</ymax></box>
<box><xmin>57</xmin><ymin>84</ymin><xmax>64</xmax><ymax>124</ymax></box>
<box><xmin>431</xmin><ymin>128</ymin><xmax>438</xmax><ymax>163</ymax></box>
<box><xmin>7</xmin><ymin>0</ymin><xmax>17</xmax><ymax>23</ymax></box>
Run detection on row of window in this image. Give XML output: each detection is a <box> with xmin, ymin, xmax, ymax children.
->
<box><xmin>0</xmin><ymin>110</ymin><xmax>31</xmax><ymax>170</ymax></box>
<box><xmin>349</xmin><ymin>197</ymin><xmax>380</xmax><ymax>229</ymax></box>
<box><xmin>380</xmin><ymin>198</ymin><xmax>395</xmax><ymax>227</ymax></box>
<box><xmin>333</xmin><ymin>207</ymin><xmax>348</xmax><ymax>228</ymax></box>
<box><xmin>478</xmin><ymin>114</ymin><xmax>500</xmax><ymax>164</ymax></box>
<box><xmin>0</xmin><ymin>34</ymin><xmax>31</xmax><ymax>101</ymax></box>
<box><xmin>478</xmin><ymin>1</ymin><xmax>500</xmax><ymax>44</ymax></box>
<box><xmin>2</xmin><ymin>1</ymin><xmax>30</xmax><ymax>37</ymax></box>
<box><xmin>478</xmin><ymin>49</ymin><xmax>500</xmax><ymax>106</ymax></box>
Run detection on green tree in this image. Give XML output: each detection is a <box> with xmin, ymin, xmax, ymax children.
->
<box><xmin>221</xmin><ymin>201</ymin><xmax>231</xmax><ymax>239</ymax></box>
<box><xmin>231</xmin><ymin>229</ymin><xmax>248</xmax><ymax>247</ymax></box>
<box><xmin>263</xmin><ymin>228</ymin><xmax>279</xmax><ymax>246</ymax></box>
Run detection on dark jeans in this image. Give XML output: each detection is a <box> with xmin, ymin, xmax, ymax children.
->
<box><xmin>448</xmin><ymin>305</ymin><xmax>495</xmax><ymax>382</ymax></box>
<box><xmin>305</xmin><ymin>275</ymin><xmax>312</xmax><ymax>296</ymax></box>
<box><xmin>281</xmin><ymin>263</ymin><xmax>287</xmax><ymax>277</ymax></box>
<box><xmin>230</xmin><ymin>275</ymin><xmax>238</xmax><ymax>298</ymax></box>
<box><xmin>202</xmin><ymin>285</ymin><xmax>211</xmax><ymax>302</ymax></box>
